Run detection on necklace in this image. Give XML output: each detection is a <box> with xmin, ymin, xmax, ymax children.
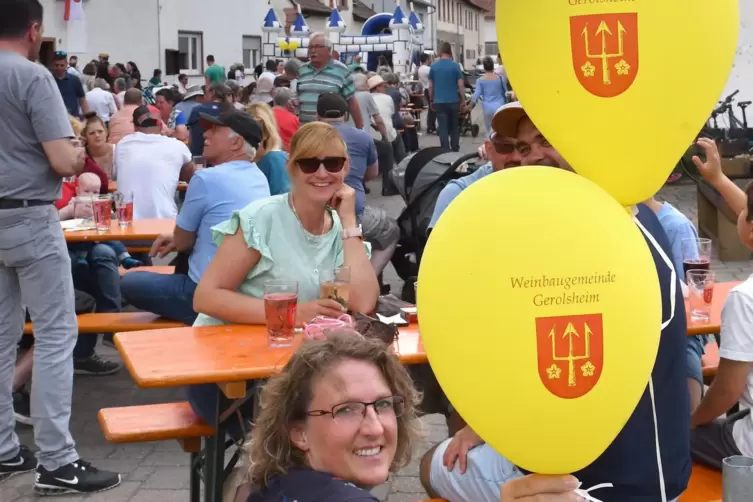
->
<box><xmin>288</xmin><ymin>193</ymin><xmax>327</xmax><ymax>245</ymax></box>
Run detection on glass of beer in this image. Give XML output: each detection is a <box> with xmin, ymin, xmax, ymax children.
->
<box><xmin>681</xmin><ymin>238</ymin><xmax>712</xmax><ymax>279</ymax></box>
<box><xmin>91</xmin><ymin>195</ymin><xmax>112</xmax><ymax>233</ymax></box>
<box><xmin>114</xmin><ymin>191</ymin><xmax>133</xmax><ymax>228</ymax></box>
<box><xmin>320</xmin><ymin>266</ymin><xmax>351</xmax><ymax>309</ymax></box>
<box><xmin>263</xmin><ymin>279</ymin><xmax>298</xmax><ymax>347</ymax></box>
<box><xmin>686</xmin><ymin>270</ymin><xmax>715</xmax><ymax>321</ymax></box>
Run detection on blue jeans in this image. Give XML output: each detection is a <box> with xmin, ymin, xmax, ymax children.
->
<box><xmin>72</xmin><ymin>243</ymin><xmax>122</xmax><ymax>359</ymax></box>
<box><xmin>120</xmin><ymin>272</ymin><xmax>198</xmax><ymax>326</ymax></box>
<box><xmin>435</xmin><ymin>102</ymin><xmax>460</xmax><ymax>151</ymax></box>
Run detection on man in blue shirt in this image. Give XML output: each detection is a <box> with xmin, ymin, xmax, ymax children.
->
<box><xmin>316</xmin><ymin>92</ymin><xmax>397</xmax><ymax>275</ymax></box>
<box><xmin>51</xmin><ymin>51</ymin><xmax>88</xmax><ymax>117</ymax></box>
<box><xmin>120</xmin><ymin>109</ymin><xmax>270</xmax><ymax>325</ymax></box>
<box><xmin>420</xmin><ymin>103</ymin><xmax>691</xmax><ymax>502</ymax></box>
<box><xmin>428</xmin><ymin>43</ymin><xmax>465</xmax><ymax>151</ymax></box>
<box><xmin>188</xmin><ymin>82</ymin><xmax>230</xmax><ymax>157</ymax></box>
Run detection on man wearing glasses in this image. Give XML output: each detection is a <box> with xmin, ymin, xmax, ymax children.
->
<box><xmin>296</xmin><ymin>32</ymin><xmax>363</xmax><ymax>129</ymax></box>
<box><xmin>428</xmin><ymin>102</ymin><xmax>526</xmax><ymax>231</ymax></box>
<box><xmin>420</xmin><ymin>103</ymin><xmax>691</xmax><ymax>502</ymax></box>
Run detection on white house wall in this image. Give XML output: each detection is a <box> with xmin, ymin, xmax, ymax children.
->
<box><xmin>41</xmin><ymin>0</ymin><xmax>263</xmax><ymax>85</ymax></box>
<box><xmin>40</xmin><ymin>0</ymin><xmax>159</xmax><ymax>76</ymax></box>
<box><xmin>722</xmin><ymin>0</ymin><xmax>753</xmax><ymax>114</ymax></box>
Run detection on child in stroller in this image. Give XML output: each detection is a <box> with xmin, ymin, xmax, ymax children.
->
<box><xmin>459</xmin><ymin>94</ymin><xmax>480</xmax><ymax>138</ymax></box>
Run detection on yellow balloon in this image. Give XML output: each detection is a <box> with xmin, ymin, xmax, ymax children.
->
<box><xmin>496</xmin><ymin>0</ymin><xmax>738</xmax><ymax>206</ymax></box>
<box><xmin>418</xmin><ymin>167</ymin><xmax>661</xmax><ymax>474</ymax></box>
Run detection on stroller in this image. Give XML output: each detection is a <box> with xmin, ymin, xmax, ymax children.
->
<box><xmin>459</xmin><ymin>89</ymin><xmax>480</xmax><ymax>138</ymax></box>
<box><xmin>389</xmin><ymin>148</ymin><xmax>483</xmax><ymax>302</ymax></box>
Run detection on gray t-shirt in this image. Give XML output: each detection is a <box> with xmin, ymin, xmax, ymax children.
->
<box><xmin>0</xmin><ymin>51</ymin><xmax>74</xmax><ymax>200</ymax></box>
<box><xmin>350</xmin><ymin>91</ymin><xmax>378</xmax><ymax>132</ymax></box>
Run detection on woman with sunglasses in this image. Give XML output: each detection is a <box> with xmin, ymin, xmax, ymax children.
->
<box><xmin>193</xmin><ymin>121</ymin><xmax>378</xmax><ymax>325</ymax></box>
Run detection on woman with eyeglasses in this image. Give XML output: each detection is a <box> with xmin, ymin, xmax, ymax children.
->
<box><xmin>193</xmin><ymin>121</ymin><xmax>378</xmax><ymax>328</ymax></box>
<box><xmin>237</xmin><ymin>331</ymin><xmax>422</xmax><ymax>502</ymax></box>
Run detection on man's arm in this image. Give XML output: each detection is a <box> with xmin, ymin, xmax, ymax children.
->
<box><xmin>179</xmin><ymin>161</ymin><xmax>196</xmax><ymax>182</ymax></box>
<box><xmin>692</xmin><ymin>290</ymin><xmax>753</xmax><ymax>426</ymax></box>
<box><xmin>174</xmin><ymin>176</ymin><xmax>207</xmax><ymax>252</ymax></box>
<box><xmin>76</xmin><ymin>79</ymin><xmax>90</xmax><ymax>114</ymax></box>
<box><xmin>347</xmin><ymin>96</ymin><xmax>364</xmax><ymax>130</ymax></box>
<box><xmin>365</xmin><ymin>139</ymin><xmax>379</xmax><ymax>181</ymax></box>
<box><xmin>29</xmin><ymin>74</ymin><xmax>85</xmax><ymax>176</ymax></box>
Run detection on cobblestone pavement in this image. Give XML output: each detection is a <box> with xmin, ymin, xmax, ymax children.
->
<box><xmin>5</xmin><ymin>131</ymin><xmax>753</xmax><ymax>501</ymax></box>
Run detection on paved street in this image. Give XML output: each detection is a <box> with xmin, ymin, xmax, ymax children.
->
<box><xmin>4</xmin><ymin>131</ymin><xmax>753</xmax><ymax>502</ymax></box>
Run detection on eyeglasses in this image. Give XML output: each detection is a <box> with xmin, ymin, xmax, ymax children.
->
<box><xmin>307</xmin><ymin>396</ymin><xmax>405</xmax><ymax>425</ymax></box>
<box><xmin>297</xmin><ymin>156</ymin><xmax>346</xmax><ymax>174</ymax></box>
<box><xmin>308</xmin><ymin>45</ymin><xmax>327</xmax><ymax>51</ymax></box>
<box><xmin>491</xmin><ymin>139</ymin><xmax>516</xmax><ymax>154</ymax></box>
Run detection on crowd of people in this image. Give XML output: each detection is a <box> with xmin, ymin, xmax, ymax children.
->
<box><xmin>1</xmin><ymin>0</ymin><xmax>752</xmax><ymax>501</ymax></box>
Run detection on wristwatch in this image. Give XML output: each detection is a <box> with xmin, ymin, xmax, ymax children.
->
<box><xmin>341</xmin><ymin>226</ymin><xmax>363</xmax><ymax>240</ymax></box>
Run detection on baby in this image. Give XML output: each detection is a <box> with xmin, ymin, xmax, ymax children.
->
<box><xmin>68</xmin><ymin>173</ymin><xmax>143</xmax><ymax>275</ymax></box>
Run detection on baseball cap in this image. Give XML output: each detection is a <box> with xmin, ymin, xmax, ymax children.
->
<box><xmin>199</xmin><ymin>109</ymin><xmax>263</xmax><ymax>148</ymax></box>
<box><xmin>491</xmin><ymin>101</ymin><xmax>528</xmax><ymax>138</ymax></box>
<box><xmin>132</xmin><ymin>105</ymin><xmax>160</xmax><ymax>128</ymax></box>
<box><xmin>316</xmin><ymin>92</ymin><xmax>348</xmax><ymax>119</ymax></box>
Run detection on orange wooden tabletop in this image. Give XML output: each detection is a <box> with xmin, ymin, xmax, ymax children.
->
<box><xmin>686</xmin><ymin>281</ymin><xmax>739</xmax><ymax>336</ymax></box>
<box><xmin>108</xmin><ymin>181</ymin><xmax>187</xmax><ymax>193</ymax></box>
<box><xmin>63</xmin><ymin>218</ymin><xmax>175</xmax><ymax>242</ymax></box>
<box><xmin>115</xmin><ymin>324</ymin><xmax>425</xmax><ymax>389</ymax></box>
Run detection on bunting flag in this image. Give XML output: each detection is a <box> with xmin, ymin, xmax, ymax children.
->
<box><xmin>64</xmin><ymin>0</ymin><xmax>87</xmax><ymax>54</ymax></box>
<box><xmin>64</xmin><ymin>0</ymin><xmax>84</xmax><ymax>21</ymax></box>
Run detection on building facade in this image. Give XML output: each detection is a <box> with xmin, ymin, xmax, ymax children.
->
<box><xmin>39</xmin><ymin>0</ymin><xmax>264</xmax><ymax>85</ymax></box>
<box><xmin>434</xmin><ymin>0</ymin><xmax>486</xmax><ymax>68</ymax></box>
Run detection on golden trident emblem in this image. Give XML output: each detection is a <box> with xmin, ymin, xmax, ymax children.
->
<box><xmin>549</xmin><ymin>322</ymin><xmax>592</xmax><ymax>387</ymax></box>
<box><xmin>581</xmin><ymin>20</ymin><xmax>628</xmax><ymax>85</ymax></box>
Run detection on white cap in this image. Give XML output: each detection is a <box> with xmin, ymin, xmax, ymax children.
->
<box><xmin>491</xmin><ymin>101</ymin><xmax>527</xmax><ymax>138</ymax></box>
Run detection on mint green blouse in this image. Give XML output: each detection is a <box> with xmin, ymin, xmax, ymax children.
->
<box><xmin>193</xmin><ymin>193</ymin><xmax>369</xmax><ymax>327</ymax></box>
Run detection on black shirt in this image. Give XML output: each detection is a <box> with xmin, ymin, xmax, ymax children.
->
<box><xmin>247</xmin><ymin>469</ymin><xmax>378</xmax><ymax>502</ymax></box>
<box><xmin>571</xmin><ymin>204</ymin><xmax>692</xmax><ymax>501</ymax></box>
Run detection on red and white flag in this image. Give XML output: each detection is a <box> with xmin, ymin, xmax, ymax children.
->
<box><xmin>64</xmin><ymin>0</ymin><xmax>84</xmax><ymax>21</ymax></box>
<box><xmin>64</xmin><ymin>0</ymin><xmax>87</xmax><ymax>54</ymax></box>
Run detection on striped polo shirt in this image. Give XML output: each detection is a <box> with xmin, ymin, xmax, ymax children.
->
<box><xmin>297</xmin><ymin>60</ymin><xmax>355</xmax><ymax>124</ymax></box>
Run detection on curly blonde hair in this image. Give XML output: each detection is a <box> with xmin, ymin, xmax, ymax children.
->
<box><xmin>245</xmin><ymin>332</ymin><xmax>423</xmax><ymax>489</ymax></box>
<box><xmin>245</xmin><ymin>102</ymin><xmax>282</xmax><ymax>152</ymax></box>
<box><xmin>68</xmin><ymin>115</ymin><xmax>85</xmax><ymax>138</ymax></box>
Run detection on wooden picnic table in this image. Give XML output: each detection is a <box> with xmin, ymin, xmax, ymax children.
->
<box><xmin>685</xmin><ymin>280</ymin><xmax>739</xmax><ymax>336</ymax></box>
<box><xmin>63</xmin><ymin>218</ymin><xmax>175</xmax><ymax>242</ymax></box>
<box><xmin>115</xmin><ymin>323</ymin><xmax>425</xmax><ymax>390</ymax></box>
<box><xmin>108</xmin><ymin>181</ymin><xmax>188</xmax><ymax>193</ymax></box>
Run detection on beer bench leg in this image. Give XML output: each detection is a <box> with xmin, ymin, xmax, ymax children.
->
<box><xmin>189</xmin><ymin>452</ymin><xmax>200</xmax><ymax>502</ymax></box>
<box><xmin>204</xmin><ymin>390</ymin><xmax>228</xmax><ymax>502</ymax></box>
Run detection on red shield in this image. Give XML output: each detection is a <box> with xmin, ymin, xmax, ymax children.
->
<box><xmin>535</xmin><ymin>314</ymin><xmax>604</xmax><ymax>399</ymax></box>
<box><xmin>569</xmin><ymin>13</ymin><xmax>639</xmax><ymax>98</ymax></box>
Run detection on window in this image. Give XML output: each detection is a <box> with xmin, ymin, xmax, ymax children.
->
<box><xmin>178</xmin><ymin>31</ymin><xmax>203</xmax><ymax>72</ymax></box>
<box><xmin>485</xmin><ymin>41</ymin><xmax>498</xmax><ymax>56</ymax></box>
<box><xmin>242</xmin><ymin>35</ymin><xmax>261</xmax><ymax>70</ymax></box>
<box><xmin>475</xmin><ymin>13</ymin><xmax>479</xmax><ymax>31</ymax></box>
<box><xmin>451</xmin><ymin>0</ymin><xmax>454</xmax><ymax>23</ymax></box>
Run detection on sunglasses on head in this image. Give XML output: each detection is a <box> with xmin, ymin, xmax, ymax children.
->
<box><xmin>297</xmin><ymin>157</ymin><xmax>346</xmax><ymax>174</ymax></box>
<box><xmin>55</xmin><ymin>51</ymin><xmax>68</xmax><ymax>57</ymax></box>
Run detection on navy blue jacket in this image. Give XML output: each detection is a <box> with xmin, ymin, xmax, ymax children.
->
<box><xmin>248</xmin><ymin>469</ymin><xmax>378</xmax><ymax>502</ymax></box>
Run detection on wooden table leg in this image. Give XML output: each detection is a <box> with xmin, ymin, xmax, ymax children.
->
<box><xmin>204</xmin><ymin>390</ymin><xmax>228</xmax><ymax>502</ymax></box>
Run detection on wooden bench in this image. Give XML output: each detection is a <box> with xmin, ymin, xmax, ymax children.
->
<box><xmin>99</xmin><ymin>402</ymin><xmax>212</xmax><ymax>502</ymax></box>
<box><xmin>697</xmin><ymin>179</ymin><xmax>752</xmax><ymax>261</ymax></box>
<box><xmin>98</xmin><ymin>401</ymin><xmax>214</xmax><ymax>452</ymax></box>
<box><xmin>119</xmin><ymin>265</ymin><xmax>175</xmax><ymax>276</ymax></box>
<box><xmin>23</xmin><ymin>312</ymin><xmax>185</xmax><ymax>335</ymax></box>
<box><xmin>680</xmin><ymin>463</ymin><xmax>722</xmax><ymax>501</ymax></box>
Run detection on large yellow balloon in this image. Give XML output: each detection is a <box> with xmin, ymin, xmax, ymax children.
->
<box><xmin>496</xmin><ymin>0</ymin><xmax>738</xmax><ymax>206</ymax></box>
<box><xmin>418</xmin><ymin>167</ymin><xmax>662</xmax><ymax>474</ymax></box>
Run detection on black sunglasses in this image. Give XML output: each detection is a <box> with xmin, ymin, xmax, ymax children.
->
<box><xmin>297</xmin><ymin>157</ymin><xmax>346</xmax><ymax>174</ymax></box>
